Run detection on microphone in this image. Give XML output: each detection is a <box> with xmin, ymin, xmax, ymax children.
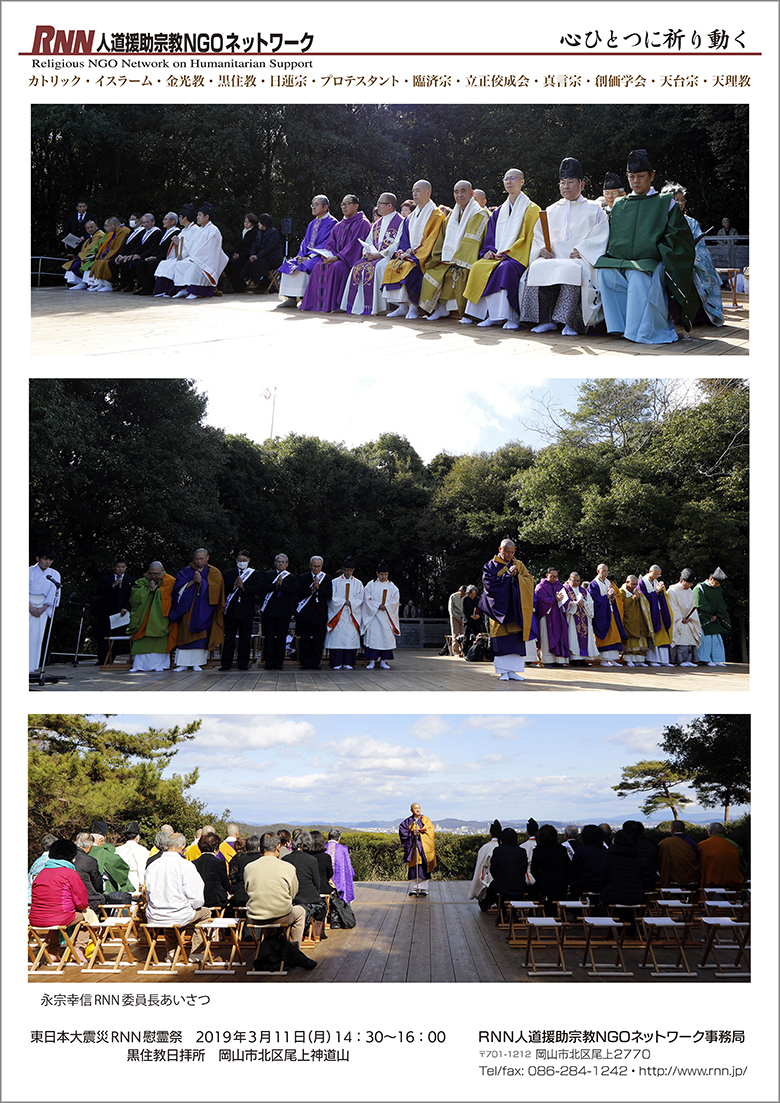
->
<box><xmin>45</xmin><ymin>575</ymin><xmax>62</xmax><ymax>590</ymax></box>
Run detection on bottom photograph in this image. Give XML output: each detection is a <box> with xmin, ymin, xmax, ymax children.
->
<box><xmin>27</xmin><ymin>711</ymin><xmax>750</xmax><ymax>984</ymax></box>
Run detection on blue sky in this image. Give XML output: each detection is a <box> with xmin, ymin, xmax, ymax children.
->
<box><xmin>102</xmin><ymin>712</ymin><xmax>748</xmax><ymax>827</ymax></box>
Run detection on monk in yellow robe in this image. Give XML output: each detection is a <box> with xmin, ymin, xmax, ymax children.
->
<box><xmin>419</xmin><ymin>180</ymin><xmax>490</xmax><ymax>319</ymax></box>
<box><xmin>399</xmin><ymin>803</ymin><xmax>436</xmax><ymax>895</ymax></box>
<box><xmin>86</xmin><ymin>217</ymin><xmax>131</xmax><ymax>290</ymax></box>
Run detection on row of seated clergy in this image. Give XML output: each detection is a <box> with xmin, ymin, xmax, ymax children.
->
<box><xmin>284</xmin><ymin>150</ymin><xmax>704</xmax><ymax>346</ymax></box>
<box><xmin>64</xmin><ymin>212</ymin><xmax>177</xmax><ymax>294</ymax></box>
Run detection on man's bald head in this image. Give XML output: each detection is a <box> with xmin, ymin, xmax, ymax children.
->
<box><xmin>412</xmin><ymin>180</ymin><xmax>432</xmax><ymax>203</ymax></box>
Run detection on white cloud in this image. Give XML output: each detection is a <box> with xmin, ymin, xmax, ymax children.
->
<box><xmin>461</xmin><ymin>715</ymin><xmax>533</xmax><ymax>741</ymax></box>
<box><xmin>194</xmin><ymin>716</ymin><xmax>316</xmax><ymax>750</ymax></box>
<box><xmin>480</xmin><ymin>753</ymin><xmax>512</xmax><ymax>764</ymax></box>
<box><xmin>328</xmin><ymin>735</ymin><xmax>447</xmax><ymax>776</ymax></box>
<box><xmin>602</xmin><ymin>726</ymin><xmax>664</xmax><ymax>754</ymax></box>
<box><xmin>273</xmin><ymin>774</ymin><xmax>330</xmax><ymax>792</ymax></box>
<box><xmin>408</xmin><ymin>716</ymin><xmax>451</xmax><ymax>741</ymax></box>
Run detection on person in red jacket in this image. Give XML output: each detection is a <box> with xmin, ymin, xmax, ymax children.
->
<box><xmin>29</xmin><ymin>838</ymin><xmax>90</xmax><ymax>963</ymax></box>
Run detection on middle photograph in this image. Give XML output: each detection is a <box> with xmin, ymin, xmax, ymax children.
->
<box><xmin>28</xmin><ymin>374</ymin><xmax>748</xmax><ymax>694</ymax></box>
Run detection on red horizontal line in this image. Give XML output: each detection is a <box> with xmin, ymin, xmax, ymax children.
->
<box><xmin>19</xmin><ymin>51</ymin><xmax>759</xmax><ymax>57</ymax></box>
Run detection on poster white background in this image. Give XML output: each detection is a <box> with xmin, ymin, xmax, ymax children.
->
<box><xmin>3</xmin><ymin>2</ymin><xmax>778</xmax><ymax>1100</ymax></box>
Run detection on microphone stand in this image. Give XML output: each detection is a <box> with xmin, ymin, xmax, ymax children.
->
<box><xmin>30</xmin><ymin>576</ymin><xmax>67</xmax><ymax>686</ymax></box>
<box><xmin>69</xmin><ymin>592</ymin><xmax>88</xmax><ymax>665</ymax></box>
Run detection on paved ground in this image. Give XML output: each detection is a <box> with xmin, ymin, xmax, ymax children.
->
<box><xmin>31</xmin><ymin>286</ymin><xmax>749</xmax><ymax>358</ymax></box>
<box><xmin>32</xmin><ymin>650</ymin><xmax>748</xmax><ymax>692</ymax></box>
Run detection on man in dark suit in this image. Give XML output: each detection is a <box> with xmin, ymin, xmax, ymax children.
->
<box><xmin>241</xmin><ymin>214</ymin><xmax>284</xmax><ymax>292</ymax></box>
<box><xmin>260</xmin><ymin>553</ymin><xmax>298</xmax><ymax>670</ymax></box>
<box><xmin>220</xmin><ymin>550</ymin><xmax>262</xmax><ymax>671</ymax></box>
<box><xmin>63</xmin><ymin>198</ymin><xmax>97</xmax><ymax>247</ymax></box>
<box><xmin>94</xmin><ymin>558</ymin><xmax>135</xmax><ymax>664</ymax></box>
<box><xmin>295</xmin><ymin>556</ymin><xmax>332</xmax><ymax>670</ymax></box>
<box><xmin>107</xmin><ymin>212</ymin><xmax>144</xmax><ymax>286</ymax></box>
<box><xmin>134</xmin><ymin>212</ymin><xmax>181</xmax><ymax>295</ymax></box>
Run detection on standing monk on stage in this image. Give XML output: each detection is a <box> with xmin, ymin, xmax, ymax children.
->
<box><xmin>399</xmin><ymin>803</ymin><xmax>436</xmax><ymax>896</ymax></box>
<box><xmin>588</xmin><ymin>563</ymin><xmax>626</xmax><ymax>668</ymax></box>
<box><xmin>479</xmin><ymin>538</ymin><xmax>535</xmax><ymax>681</ymax></box>
<box><xmin>127</xmin><ymin>561</ymin><xmax>177</xmax><ymax>674</ymax></box>
<box><xmin>168</xmin><ymin>548</ymin><xmax>225</xmax><ymax>672</ymax></box>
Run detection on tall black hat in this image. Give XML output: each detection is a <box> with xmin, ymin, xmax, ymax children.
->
<box><xmin>679</xmin><ymin>568</ymin><xmax>697</xmax><ymax>583</ymax></box>
<box><xmin>603</xmin><ymin>171</ymin><xmax>624</xmax><ymax>190</ymax></box>
<box><xmin>342</xmin><ymin>555</ymin><xmax>355</xmax><ymax>569</ymax></box>
<box><xmin>626</xmin><ymin>149</ymin><xmax>653</xmax><ymax>173</ymax></box>
<box><xmin>710</xmin><ymin>567</ymin><xmax>727</xmax><ymax>582</ymax></box>
<box><xmin>197</xmin><ymin>202</ymin><xmax>215</xmax><ymax>218</ymax></box>
<box><xmin>559</xmin><ymin>157</ymin><xmax>584</xmax><ymax>179</ymax></box>
<box><xmin>376</xmin><ymin>560</ymin><xmax>390</xmax><ymax>573</ymax></box>
<box><xmin>179</xmin><ymin>203</ymin><xmax>196</xmax><ymax>220</ymax></box>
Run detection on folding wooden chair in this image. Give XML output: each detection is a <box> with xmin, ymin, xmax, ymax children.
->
<box><xmin>82</xmin><ymin>916</ymin><xmax>138</xmax><ymax>973</ymax></box>
<box><xmin>580</xmin><ymin>918</ymin><xmax>633</xmax><ymax>976</ymax></box>
<box><xmin>505</xmin><ymin>900</ymin><xmax>541</xmax><ymax>946</ymax></box>
<box><xmin>700</xmin><ymin>919</ymin><xmax>750</xmax><ymax>976</ymax></box>
<box><xmin>243</xmin><ymin>922</ymin><xmax>288</xmax><ymax>976</ymax></box>
<box><xmin>524</xmin><ymin>918</ymin><xmax>572</xmax><ymax>975</ymax></box>
<box><xmin>639</xmin><ymin>917</ymin><xmax>697</xmax><ymax>977</ymax></box>
<box><xmin>28</xmin><ymin>923</ymin><xmax>88</xmax><ymax>973</ymax></box>
<box><xmin>193</xmin><ymin>918</ymin><xmax>242</xmax><ymax>974</ymax></box>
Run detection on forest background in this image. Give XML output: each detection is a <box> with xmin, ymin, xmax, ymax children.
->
<box><xmin>29</xmin><ymin>377</ymin><xmax>749</xmax><ymax>659</ymax></box>
<box><xmin>32</xmin><ymin>102</ymin><xmax>748</xmax><ymax>252</ymax></box>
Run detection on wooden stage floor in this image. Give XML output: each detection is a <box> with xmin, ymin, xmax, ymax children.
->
<box><xmin>31</xmin><ymin>286</ymin><xmax>749</xmax><ymax>359</ymax></box>
<box><xmin>28</xmin><ymin>881</ymin><xmax>747</xmax><ymax>985</ymax></box>
<box><xmin>32</xmin><ymin>650</ymin><xmax>748</xmax><ymax>693</ymax></box>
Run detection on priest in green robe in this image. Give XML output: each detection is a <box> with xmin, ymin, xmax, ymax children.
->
<box><xmin>127</xmin><ymin>561</ymin><xmax>178</xmax><ymax>673</ymax></box>
<box><xmin>694</xmin><ymin>567</ymin><xmax>731</xmax><ymax>667</ymax></box>
<box><xmin>594</xmin><ymin>148</ymin><xmax>698</xmax><ymax>344</ymax></box>
<box><xmin>418</xmin><ymin>181</ymin><xmax>490</xmax><ymax>320</ymax></box>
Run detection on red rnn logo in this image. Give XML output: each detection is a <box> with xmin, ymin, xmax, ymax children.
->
<box><xmin>32</xmin><ymin>26</ymin><xmax>95</xmax><ymax>54</ymax></box>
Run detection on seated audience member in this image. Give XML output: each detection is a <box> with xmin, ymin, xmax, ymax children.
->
<box><xmin>599</xmin><ymin>828</ymin><xmax>645</xmax><ymax>907</ymax></box>
<box><xmin>219</xmin><ymin>823</ymin><xmax>241</xmax><ymax>864</ymax></box>
<box><xmin>698</xmin><ymin>822</ymin><xmax>746</xmax><ymax>890</ymax></box>
<box><xmin>621</xmin><ymin>820</ymin><xmax>658</xmax><ymax>892</ymax></box>
<box><xmin>325</xmin><ymin>829</ymin><xmax>356</xmax><ymax>904</ymax></box>
<box><xmin>72</xmin><ymin>832</ymin><xmax>107</xmax><ymax>919</ymax></box>
<box><xmin>228</xmin><ymin>834</ymin><xmax>264</xmax><ymax>908</ymax></box>
<box><xmin>63</xmin><ymin>220</ymin><xmax>103</xmax><ymax>289</ymax></box>
<box><xmin>468</xmin><ymin>819</ymin><xmax>502</xmax><ymax>909</ymax></box>
<box><xmin>242</xmin><ymin>214</ymin><xmax>284</xmax><ymax>292</ymax></box>
<box><xmin>483</xmin><ymin>827</ymin><xmax>529</xmax><ymax>913</ymax></box>
<box><xmin>192</xmin><ymin>832</ymin><xmax>232</xmax><ymax>908</ymax></box>
<box><xmin>169</xmin><ymin>203</ymin><xmax>228</xmax><ymax>300</ymax></box>
<box><xmin>225</xmin><ymin>212</ymin><xmax>259</xmax><ymax>292</ymax></box>
<box><xmin>108</xmin><ymin>212</ymin><xmax>146</xmax><ymax>287</ymax></box>
<box><xmin>530</xmin><ymin>824</ymin><xmax>572</xmax><ymax>914</ymax></box>
<box><xmin>283</xmin><ymin>829</ymin><xmax>327</xmax><ymax>935</ymax></box>
<box><xmin>594</xmin><ymin>148</ymin><xmax>698</xmax><ymax>344</ymax></box>
<box><xmin>84</xmin><ymin>217</ymin><xmax>132</xmax><ymax>291</ymax></box>
<box><xmin>29</xmin><ymin>839</ymin><xmax>90</xmax><ymax>963</ymax></box>
<box><xmin>89</xmin><ymin>820</ymin><xmax>134</xmax><ymax>902</ymax></box>
<box><xmin>419</xmin><ymin>180</ymin><xmax>490</xmax><ymax>321</ymax></box>
<box><xmin>463</xmin><ymin>168</ymin><xmax>540</xmax><ymax>328</ymax></box>
<box><xmin>115</xmin><ymin>820</ymin><xmax>151</xmax><ymax>890</ymax></box>
<box><xmin>278</xmin><ymin>829</ymin><xmax>293</xmax><ymax>857</ymax></box>
<box><xmin>278</xmin><ymin>195</ymin><xmax>338</xmax><ymax>304</ymax></box>
<box><xmin>657</xmin><ymin>820</ymin><xmax>699</xmax><ymax>887</ymax></box>
<box><xmin>601</xmin><ymin>172</ymin><xmax>626</xmax><ymax>211</ymax></box>
<box><xmin>300</xmin><ymin>195</ymin><xmax>371</xmax><ymax>313</ymax></box>
<box><xmin>144</xmin><ymin>832</ymin><xmax>211</xmax><ymax>960</ymax></box>
<box><xmin>661</xmin><ymin>182</ymin><xmax>724</xmax><ymax>326</ymax></box>
<box><xmin>400</xmin><ymin>200</ymin><xmax>415</xmax><ymax>218</ymax></box>
<box><xmin>309</xmin><ymin>830</ymin><xmax>335</xmax><ymax>896</ymax></box>
<box><xmin>383</xmin><ymin>180</ymin><xmax>446</xmax><ymax>320</ymax></box>
<box><xmin>569</xmin><ymin>823</ymin><xmax>609</xmax><ymax>897</ymax></box>
<box><xmin>28</xmin><ymin>833</ymin><xmax>58</xmax><ymax>905</ymax></box>
<box><xmin>153</xmin><ymin>204</ymin><xmax>199</xmax><ymax>296</ymax></box>
<box><xmin>185</xmin><ymin>824</ymin><xmax>213</xmax><ymax>862</ymax></box>
<box><xmin>134</xmin><ymin>211</ymin><xmax>180</xmax><ymax>295</ymax></box>
<box><xmin>462</xmin><ymin>585</ymin><xmax>484</xmax><ymax>652</ymax></box>
<box><xmin>117</xmin><ymin>213</ymin><xmax>162</xmax><ymax>291</ymax></box>
<box><xmin>341</xmin><ymin>193</ymin><xmax>403</xmax><ymax>316</ymax></box>
<box><xmin>145</xmin><ymin>829</ymin><xmax>173</xmax><ymax>872</ymax></box>
<box><xmin>561</xmin><ymin>824</ymin><xmax>581</xmax><ymax>857</ymax></box>
<box><xmin>243</xmin><ymin>831</ymin><xmax>306</xmax><ymax>945</ymax></box>
<box><xmin>519</xmin><ymin>158</ymin><xmax>609</xmax><ymax>336</ymax></box>
<box><xmin>473</xmin><ymin>189</ymin><xmax>487</xmax><ymax>208</ymax></box>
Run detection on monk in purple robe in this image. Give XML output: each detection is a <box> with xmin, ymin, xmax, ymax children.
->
<box><xmin>168</xmin><ymin>548</ymin><xmax>225</xmax><ymax>672</ymax></box>
<box><xmin>534</xmin><ymin>568</ymin><xmax>570</xmax><ymax>666</ymax></box>
<box><xmin>478</xmin><ymin>538</ymin><xmax>536</xmax><ymax>681</ymax></box>
<box><xmin>277</xmin><ymin>195</ymin><xmax>338</xmax><ymax>303</ymax></box>
<box><xmin>325</xmin><ymin>829</ymin><xmax>355</xmax><ymax>904</ymax></box>
<box><xmin>300</xmin><ymin>195</ymin><xmax>372</xmax><ymax>313</ymax></box>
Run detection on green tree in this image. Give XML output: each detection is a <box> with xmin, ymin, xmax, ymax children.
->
<box><xmin>612</xmin><ymin>760</ymin><xmax>694</xmax><ymax>819</ymax></box>
<box><xmin>660</xmin><ymin>715</ymin><xmax>750</xmax><ymax>823</ymax></box>
<box><xmin>28</xmin><ymin>714</ymin><xmax>229</xmax><ymax>862</ymax></box>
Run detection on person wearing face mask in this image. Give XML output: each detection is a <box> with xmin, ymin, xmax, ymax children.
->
<box><xmin>519</xmin><ymin>158</ymin><xmax>609</xmax><ymax>337</ymax></box>
<box><xmin>220</xmin><ymin>551</ymin><xmax>262</xmax><ymax>671</ymax></box>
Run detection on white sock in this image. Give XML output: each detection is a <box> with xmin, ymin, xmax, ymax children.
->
<box><xmin>561</xmin><ymin>324</ymin><xmax>579</xmax><ymax>336</ymax></box>
<box><xmin>332</xmin><ymin>665</ymin><xmax>343</xmax><ymax>670</ymax></box>
<box><xmin>531</xmin><ymin>322</ymin><xmax>557</xmax><ymax>333</ymax></box>
<box><xmin>173</xmin><ymin>290</ymin><xmax>188</xmax><ymax>299</ymax></box>
<box><xmin>386</xmin><ymin>305</ymin><xmax>407</xmax><ymax>318</ymax></box>
<box><xmin>379</xmin><ymin>660</ymin><xmax>390</xmax><ymax>670</ymax></box>
<box><xmin>186</xmin><ymin>294</ymin><xmax>198</xmax><ymax>300</ymax></box>
<box><xmin>405</xmin><ymin>305</ymin><xmax>418</xmax><ymax>320</ymax></box>
<box><xmin>366</xmin><ymin>660</ymin><xmax>376</xmax><ymax>669</ymax></box>
<box><xmin>343</xmin><ymin>665</ymin><xmax>353</xmax><ymax>670</ymax></box>
<box><xmin>502</xmin><ymin>321</ymin><xmax>520</xmax><ymax>330</ymax></box>
<box><xmin>460</xmin><ymin>317</ymin><xmax>473</xmax><ymax>324</ymax></box>
<box><xmin>477</xmin><ymin>318</ymin><xmax>499</xmax><ymax>327</ymax></box>
<box><xmin>499</xmin><ymin>672</ymin><xmax>510</xmax><ymax>680</ymax></box>
<box><xmin>508</xmin><ymin>672</ymin><xmax>524</xmax><ymax>681</ymax></box>
<box><xmin>425</xmin><ymin>304</ymin><xmax>449</xmax><ymax>321</ymax></box>
<box><xmin>192</xmin><ymin>665</ymin><xmax>202</xmax><ymax>671</ymax></box>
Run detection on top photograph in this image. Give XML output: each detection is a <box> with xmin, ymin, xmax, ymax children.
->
<box><xmin>31</xmin><ymin>102</ymin><xmax>748</xmax><ymax>358</ymax></box>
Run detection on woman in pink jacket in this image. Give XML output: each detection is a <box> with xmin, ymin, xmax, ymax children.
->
<box><xmin>29</xmin><ymin>838</ymin><xmax>90</xmax><ymax>963</ymax></box>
